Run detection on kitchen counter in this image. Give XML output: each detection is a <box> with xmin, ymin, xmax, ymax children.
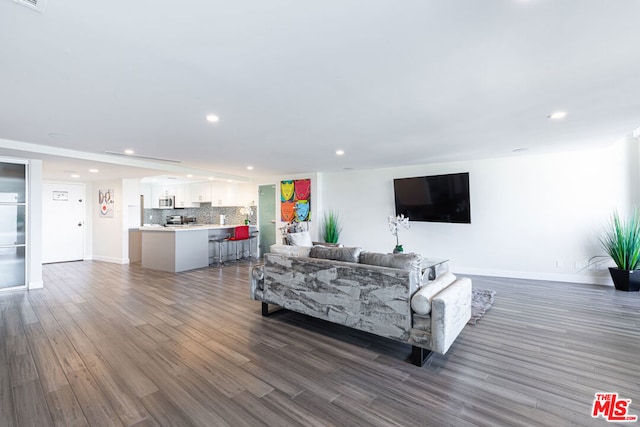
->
<box><xmin>140</xmin><ymin>224</ymin><xmax>257</xmax><ymax>272</ymax></box>
<box><xmin>140</xmin><ymin>224</ymin><xmax>254</xmax><ymax>231</ymax></box>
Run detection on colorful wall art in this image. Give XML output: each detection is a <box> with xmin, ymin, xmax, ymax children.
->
<box><xmin>281</xmin><ymin>179</ymin><xmax>311</xmax><ymax>222</ymax></box>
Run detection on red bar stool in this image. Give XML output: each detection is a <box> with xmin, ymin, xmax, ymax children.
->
<box><xmin>228</xmin><ymin>225</ymin><xmax>250</xmax><ymax>260</ymax></box>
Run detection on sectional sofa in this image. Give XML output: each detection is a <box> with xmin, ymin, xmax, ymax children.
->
<box><xmin>250</xmin><ymin>245</ymin><xmax>472</xmax><ymax>366</ymax></box>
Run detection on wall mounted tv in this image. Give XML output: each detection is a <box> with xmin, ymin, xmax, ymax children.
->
<box><xmin>393</xmin><ymin>172</ymin><xmax>471</xmax><ymax>224</ymax></box>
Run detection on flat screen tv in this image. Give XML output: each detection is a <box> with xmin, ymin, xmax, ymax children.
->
<box><xmin>394</xmin><ymin>173</ymin><xmax>471</xmax><ymax>223</ymax></box>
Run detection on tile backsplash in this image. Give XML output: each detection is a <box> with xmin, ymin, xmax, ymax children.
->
<box><xmin>144</xmin><ymin>205</ymin><xmax>257</xmax><ymax>226</ymax></box>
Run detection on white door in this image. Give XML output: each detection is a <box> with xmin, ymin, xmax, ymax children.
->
<box><xmin>42</xmin><ymin>182</ymin><xmax>85</xmax><ymax>263</ymax></box>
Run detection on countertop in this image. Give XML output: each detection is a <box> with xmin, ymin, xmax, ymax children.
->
<box><xmin>139</xmin><ymin>224</ymin><xmax>256</xmax><ymax>232</ymax></box>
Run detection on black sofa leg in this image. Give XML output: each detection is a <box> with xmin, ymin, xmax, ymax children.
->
<box><xmin>411</xmin><ymin>346</ymin><xmax>432</xmax><ymax>367</ymax></box>
<box><xmin>261</xmin><ymin>302</ymin><xmax>283</xmax><ymax>316</ymax></box>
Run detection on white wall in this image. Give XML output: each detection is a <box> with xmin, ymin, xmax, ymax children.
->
<box><xmin>28</xmin><ymin>159</ymin><xmax>43</xmax><ymax>289</ymax></box>
<box><xmin>90</xmin><ymin>179</ymin><xmax>128</xmax><ymax>264</ymax></box>
<box><xmin>319</xmin><ymin>140</ymin><xmax>636</xmax><ymax>285</ymax></box>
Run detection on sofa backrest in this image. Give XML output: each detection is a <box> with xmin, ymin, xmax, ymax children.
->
<box><xmin>262</xmin><ymin>252</ymin><xmax>417</xmax><ymax>341</ymax></box>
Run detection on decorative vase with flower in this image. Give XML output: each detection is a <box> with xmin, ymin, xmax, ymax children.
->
<box><xmin>239</xmin><ymin>206</ymin><xmax>254</xmax><ymax>225</ymax></box>
<box><xmin>388</xmin><ymin>214</ymin><xmax>410</xmax><ymax>253</ymax></box>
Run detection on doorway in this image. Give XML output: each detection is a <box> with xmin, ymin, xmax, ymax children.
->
<box><xmin>42</xmin><ymin>182</ymin><xmax>85</xmax><ymax>263</ymax></box>
<box><xmin>0</xmin><ymin>161</ymin><xmax>27</xmax><ymax>290</ymax></box>
<box><xmin>258</xmin><ymin>184</ymin><xmax>276</xmax><ymax>257</ymax></box>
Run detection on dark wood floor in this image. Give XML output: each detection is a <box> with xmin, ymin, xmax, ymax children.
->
<box><xmin>1</xmin><ymin>261</ymin><xmax>639</xmax><ymax>426</ymax></box>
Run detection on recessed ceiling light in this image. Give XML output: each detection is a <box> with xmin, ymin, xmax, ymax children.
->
<box><xmin>247</xmin><ymin>166</ymin><xmax>254</xmax><ymax>170</ymax></box>
<box><xmin>549</xmin><ymin>111</ymin><xmax>567</xmax><ymax>120</ymax></box>
<box><xmin>124</xmin><ymin>149</ymin><xmax>135</xmax><ymax>155</ymax></box>
<box><xmin>227</xmin><ymin>179</ymin><xmax>233</xmax><ymax>183</ymax></box>
<box><xmin>336</xmin><ymin>150</ymin><xmax>345</xmax><ymax>156</ymax></box>
<box><xmin>206</xmin><ymin>114</ymin><xmax>220</xmax><ymax>123</ymax></box>
<box><xmin>70</xmin><ymin>174</ymin><xmax>80</xmax><ymax>178</ymax></box>
<box><xmin>89</xmin><ymin>169</ymin><xmax>99</xmax><ymax>173</ymax></box>
<box><xmin>186</xmin><ymin>174</ymin><xmax>193</xmax><ymax>178</ymax></box>
<box><xmin>208</xmin><ymin>177</ymin><xmax>215</xmax><ymax>181</ymax></box>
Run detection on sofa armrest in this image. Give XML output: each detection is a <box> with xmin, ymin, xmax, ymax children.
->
<box><xmin>250</xmin><ymin>264</ymin><xmax>264</xmax><ymax>300</ymax></box>
<box><xmin>430</xmin><ymin>277</ymin><xmax>472</xmax><ymax>354</ymax></box>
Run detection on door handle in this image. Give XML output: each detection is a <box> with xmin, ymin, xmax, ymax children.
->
<box><xmin>78</xmin><ymin>222</ymin><xmax>83</xmax><ymax>227</ymax></box>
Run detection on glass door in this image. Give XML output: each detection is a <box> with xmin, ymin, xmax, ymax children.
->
<box><xmin>0</xmin><ymin>162</ymin><xmax>27</xmax><ymax>290</ymax></box>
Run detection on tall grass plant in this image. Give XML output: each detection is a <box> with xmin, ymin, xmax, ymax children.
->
<box><xmin>601</xmin><ymin>210</ymin><xmax>640</xmax><ymax>270</ymax></box>
<box><xmin>321</xmin><ymin>210</ymin><xmax>342</xmax><ymax>244</ymax></box>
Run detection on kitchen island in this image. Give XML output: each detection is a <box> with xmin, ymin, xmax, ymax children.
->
<box><xmin>139</xmin><ymin>224</ymin><xmax>257</xmax><ymax>272</ymax></box>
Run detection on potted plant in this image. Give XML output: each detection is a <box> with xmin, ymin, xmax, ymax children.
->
<box><xmin>601</xmin><ymin>210</ymin><xmax>640</xmax><ymax>291</ymax></box>
<box><xmin>239</xmin><ymin>206</ymin><xmax>254</xmax><ymax>225</ymax></box>
<box><xmin>320</xmin><ymin>210</ymin><xmax>341</xmax><ymax>244</ymax></box>
<box><xmin>388</xmin><ymin>214</ymin><xmax>410</xmax><ymax>253</ymax></box>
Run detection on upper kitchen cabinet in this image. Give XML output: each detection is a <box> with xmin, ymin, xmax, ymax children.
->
<box><xmin>140</xmin><ymin>183</ymin><xmax>152</xmax><ymax>209</ymax></box>
<box><xmin>236</xmin><ymin>182</ymin><xmax>256</xmax><ymax>206</ymax></box>
<box><xmin>191</xmin><ymin>182</ymin><xmax>212</xmax><ymax>203</ymax></box>
<box><xmin>211</xmin><ymin>181</ymin><xmax>256</xmax><ymax>206</ymax></box>
<box><xmin>175</xmin><ymin>185</ymin><xmax>197</xmax><ymax>208</ymax></box>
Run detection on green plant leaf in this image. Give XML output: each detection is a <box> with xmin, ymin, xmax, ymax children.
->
<box><xmin>321</xmin><ymin>210</ymin><xmax>342</xmax><ymax>244</ymax></box>
<box><xmin>601</xmin><ymin>209</ymin><xmax>640</xmax><ymax>270</ymax></box>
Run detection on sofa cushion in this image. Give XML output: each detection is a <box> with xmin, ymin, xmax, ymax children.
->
<box><xmin>411</xmin><ymin>272</ymin><xmax>457</xmax><ymax>315</ymax></box>
<box><xmin>270</xmin><ymin>244</ymin><xmax>311</xmax><ymax>257</ymax></box>
<box><xmin>309</xmin><ymin>246</ymin><xmax>362</xmax><ymax>263</ymax></box>
<box><xmin>286</xmin><ymin>231</ymin><xmax>313</xmax><ymax>247</ymax></box>
<box><xmin>359</xmin><ymin>252</ymin><xmax>422</xmax><ymax>272</ymax></box>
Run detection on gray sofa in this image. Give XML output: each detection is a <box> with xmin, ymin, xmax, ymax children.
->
<box><xmin>250</xmin><ymin>245</ymin><xmax>472</xmax><ymax>366</ymax></box>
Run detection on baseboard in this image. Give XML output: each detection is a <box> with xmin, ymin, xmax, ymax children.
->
<box><xmin>91</xmin><ymin>255</ymin><xmax>130</xmax><ymax>265</ymax></box>
<box><xmin>454</xmin><ymin>267</ymin><xmax>614</xmax><ymax>286</ymax></box>
<box><xmin>28</xmin><ymin>280</ymin><xmax>44</xmax><ymax>289</ymax></box>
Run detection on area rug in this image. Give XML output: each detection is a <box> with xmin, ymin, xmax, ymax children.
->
<box><xmin>469</xmin><ymin>289</ymin><xmax>496</xmax><ymax>325</ymax></box>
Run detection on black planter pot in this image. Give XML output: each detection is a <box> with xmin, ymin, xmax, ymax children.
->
<box><xmin>608</xmin><ymin>267</ymin><xmax>640</xmax><ymax>292</ymax></box>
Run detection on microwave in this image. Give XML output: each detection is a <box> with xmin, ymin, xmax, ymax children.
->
<box><xmin>158</xmin><ymin>195</ymin><xmax>175</xmax><ymax>209</ymax></box>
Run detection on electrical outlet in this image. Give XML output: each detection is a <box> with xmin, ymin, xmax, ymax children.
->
<box><xmin>149</xmin><ymin>215</ymin><xmax>153</xmax><ymax>220</ymax></box>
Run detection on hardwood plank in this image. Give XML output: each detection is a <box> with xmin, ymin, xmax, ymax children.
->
<box><xmin>65</xmin><ymin>367</ymin><xmax>124</xmax><ymax>427</ymax></box>
<box><xmin>46</xmin><ymin>385</ymin><xmax>90</xmax><ymax>427</ymax></box>
<box><xmin>0</xmin><ymin>317</ymin><xmax>17</xmax><ymax>427</ymax></box>
<box><xmin>13</xmin><ymin>379</ymin><xmax>54</xmax><ymax>427</ymax></box>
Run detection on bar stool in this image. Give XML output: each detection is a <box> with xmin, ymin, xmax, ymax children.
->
<box><xmin>209</xmin><ymin>233</ymin><xmax>230</xmax><ymax>265</ymax></box>
<box><xmin>228</xmin><ymin>225</ymin><xmax>250</xmax><ymax>260</ymax></box>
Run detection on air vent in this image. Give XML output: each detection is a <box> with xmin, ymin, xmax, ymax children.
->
<box><xmin>13</xmin><ymin>0</ymin><xmax>48</xmax><ymax>12</ymax></box>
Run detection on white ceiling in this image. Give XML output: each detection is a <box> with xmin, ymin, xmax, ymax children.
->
<box><xmin>1</xmin><ymin>0</ymin><xmax>639</xmax><ymax>182</ymax></box>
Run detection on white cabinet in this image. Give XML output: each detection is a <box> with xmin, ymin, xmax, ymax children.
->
<box><xmin>210</xmin><ymin>181</ymin><xmax>256</xmax><ymax>206</ymax></box>
<box><xmin>161</xmin><ymin>185</ymin><xmax>176</xmax><ymax>197</ymax></box>
<box><xmin>140</xmin><ymin>184</ymin><xmax>152</xmax><ymax>209</ymax></box>
<box><xmin>191</xmin><ymin>182</ymin><xmax>212</xmax><ymax>203</ymax></box>
<box><xmin>150</xmin><ymin>185</ymin><xmax>161</xmax><ymax>209</ymax></box>
<box><xmin>212</xmin><ymin>181</ymin><xmax>235</xmax><ymax>206</ymax></box>
<box><xmin>175</xmin><ymin>184</ymin><xmax>197</xmax><ymax>208</ymax></box>
<box><xmin>236</xmin><ymin>182</ymin><xmax>256</xmax><ymax>206</ymax></box>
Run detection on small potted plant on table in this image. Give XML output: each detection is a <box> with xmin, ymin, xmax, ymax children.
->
<box><xmin>388</xmin><ymin>214</ymin><xmax>410</xmax><ymax>253</ymax></box>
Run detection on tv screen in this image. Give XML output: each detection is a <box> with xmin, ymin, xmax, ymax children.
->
<box><xmin>394</xmin><ymin>173</ymin><xmax>471</xmax><ymax>223</ymax></box>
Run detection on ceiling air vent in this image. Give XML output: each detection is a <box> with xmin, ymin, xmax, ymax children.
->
<box><xmin>12</xmin><ymin>0</ymin><xmax>48</xmax><ymax>13</ymax></box>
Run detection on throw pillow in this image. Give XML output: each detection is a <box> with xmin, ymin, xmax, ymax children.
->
<box><xmin>269</xmin><ymin>244</ymin><xmax>311</xmax><ymax>257</ymax></box>
<box><xmin>359</xmin><ymin>252</ymin><xmax>422</xmax><ymax>272</ymax></box>
<box><xmin>410</xmin><ymin>272</ymin><xmax>457</xmax><ymax>315</ymax></box>
<box><xmin>309</xmin><ymin>246</ymin><xmax>362</xmax><ymax>263</ymax></box>
<box><xmin>286</xmin><ymin>231</ymin><xmax>313</xmax><ymax>247</ymax></box>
